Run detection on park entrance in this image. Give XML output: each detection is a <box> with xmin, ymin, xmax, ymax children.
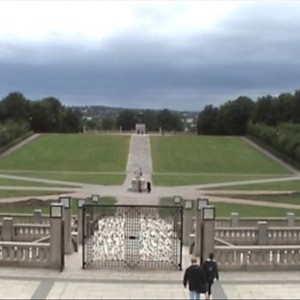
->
<box><xmin>82</xmin><ymin>204</ymin><xmax>183</xmax><ymax>270</ymax></box>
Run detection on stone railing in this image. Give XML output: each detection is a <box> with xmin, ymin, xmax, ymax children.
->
<box><xmin>215</xmin><ymin>226</ymin><xmax>300</xmax><ymax>246</ymax></box>
<box><xmin>13</xmin><ymin>224</ymin><xmax>51</xmax><ymax>242</ymax></box>
<box><xmin>214</xmin><ymin>214</ymin><xmax>300</xmax><ymax>228</ymax></box>
<box><xmin>215</xmin><ymin>227</ymin><xmax>257</xmax><ymax>245</ymax></box>
<box><xmin>215</xmin><ymin>245</ymin><xmax>300</xmax><ymax>271</ymax></box>
<box><xmin>0</xmin><ymin>241</ymin><xmax>50</xmax><ymax>268</ymax></box>
<box><xmin>0</xmin><ymin>212</ymin><xmax>49</xmax><ymax>224</ymax></box>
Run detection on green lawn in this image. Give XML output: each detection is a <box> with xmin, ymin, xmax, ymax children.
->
<box><xmin>0</xmin><ymin>171</ymin><xmax>125</xmax><ymax>185</ymax></box>
<box><xmin>160</xmin><ymin>197</ymin><xmax>300</xmax><ymax>217</ymax></box>
<box><xmin>152</xmin><ymin>174</ymin><xmax>283</xmax><ymax>186</ymax></box>
<box><xmin>0</xmin><ymin>190</ymin><xmax>68</xmax><ymax>199</ymax></box>
<box><xmin>0</xmin><ymin>177</ymin><xmax>74</xmax><ymax>187</ymax></box>
<box><xmin>208</xmin><ymin>192</ymin><xmax>300</xmax><ymax>206</ymax></box>
<box><xmin>0</xmin><ymin>133</ymin><xmax>130</xmax><ymax>172</ymax></box>
<box><xmin>151</xmin><ymin>136</ymin><xmax>290</xmax><ymax>174</ymax></box>
<box><xmin>205</xmin><ymin>179</ymin><xmax>300</xmax><ymax>191</ymax></box>
<box><xmin>0</xmin><ymin>196</ymin><xmax>116</xmax><ymax>214</ymax></box>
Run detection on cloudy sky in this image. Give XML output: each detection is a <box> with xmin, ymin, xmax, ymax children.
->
<box><xmin>1</xmin><ymin>1</ymin><xmax>300</xmax><ymax>111</ymax></box>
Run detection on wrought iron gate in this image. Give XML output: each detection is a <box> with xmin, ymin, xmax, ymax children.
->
<box><xmin>82</xmin><ymin>205</ymin><xmax>183</xmax><ymax>270</ymax></box>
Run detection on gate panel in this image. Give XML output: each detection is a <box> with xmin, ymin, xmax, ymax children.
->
<box><xmin>82</xmin><ymin>205</ymin><xmax>183</xmax><ymax>270</ymax></box>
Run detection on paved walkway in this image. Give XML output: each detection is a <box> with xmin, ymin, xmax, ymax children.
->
<box><xmin>1</xmin><ymin>134</ymin><xmax>300</xmax><ymax>299</ymax></box>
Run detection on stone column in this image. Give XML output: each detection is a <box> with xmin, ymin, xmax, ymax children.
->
<box><xmin>202</xmin><ymin>218</ymin><xmax>215</xmax><ymax>262</ymax></box>
<box><xmin>33</xmin><ymin>209</ymin><xmax>42</xmax><ymax>224</ymax></box>
<box><xmin>193</xmin><ymin>209</ymin><xmax>203</xmax><ymax>258</ymax></box>
<box><xmin>2</xmin><ymin>217</ymin><xmax>13</xmax><ymax>241</ymax></box>
<box><xmin>49</xmin><ymin>203</ymin><xmax>64</xmax><ymax>270</ymax></box>
<box><xmin>257</xmin><ymin>221</ymin><xmax>268</xmax><ymax>245</ymax></box>
<box><xmin>230</xmin><ymin>212</ymin><xmax>239</xmax><ymax>227</ymax></box>
<box><xmin>287</xmin><ymin>212</ymin><xmax>295</xmax><ymax>227</ymax></box>
<box><xmin>64</xmin><ymin>206</ymin><xmax>72</xmax><ymax>254</ymax></box>
<box><xmin>183</xmin><ymin>200</ymin><xmax>194</xmax><ymax>246</ymax></box>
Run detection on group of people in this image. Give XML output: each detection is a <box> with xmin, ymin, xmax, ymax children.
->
<box><xmin>183</xmin><ymin>253</ymin><xmax>219</xmax><ymax>300</ymax></box>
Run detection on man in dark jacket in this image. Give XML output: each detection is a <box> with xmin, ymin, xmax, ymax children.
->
<box><xmin>183</xmin><ymin>257</ymin><xmax>207</xmax><ymax>300</ymax></box>
<box><xmin>202</xmin><ymin>252</ymin><xmax>219</xmax><ymax>300</ymax></box>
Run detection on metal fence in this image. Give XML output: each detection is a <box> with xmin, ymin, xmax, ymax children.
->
<box><xmin>82</xmin><ymin>204</ymin><xmax>183</xmax><ymax>270</ymax></box>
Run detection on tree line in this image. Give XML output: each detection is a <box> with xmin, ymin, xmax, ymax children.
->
<box><xmin>0</xmin><ymin>92</ymin><xmax>82</xmax><ymax>149</ymax></box>
<box><xmin>197</xmin><ymin>90</ymin><xmax>300</xmax><ymax>135</ymax></box>
<box><xmin>197</xmin><ymin>89</ymin><xmax>300</xmax><ymax>167</ymax></box>
<box><xmin>84</xmin><ymin>109</ymin><xmax>184</xmax><ymax>132</ymax></box>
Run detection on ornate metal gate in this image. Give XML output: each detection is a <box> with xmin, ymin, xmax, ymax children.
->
<box><xmin>82</xmin><ymin>205</ymin><xmax>183</xmax><ymax>270</ymax></box>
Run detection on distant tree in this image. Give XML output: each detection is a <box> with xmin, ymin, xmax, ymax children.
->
<box><xmin>157</xmin><ymin>109</ymin><xmax>183</xmax><ymax>131</ymax></box>
<box><xmin>251</xmin><ymin>95</ymin><xmax>278</xmax><ymax>126</ymax></box>
<box><xmin>197</xmin><ymin>105</ymin><xmax>219</xmax><ymax>135</ymax></box>
<box><xmin>61</xmin><ymin>108</ymin><xmax>82</xmax><ymax>133</ymax></box>
<box><xmin>1</xmin><ymin>92</ymin><xmax>30</xmax><ymax>122</ymax></box>
<box><xmin>102</xmin><ymin>117</ymin><xmax>115</xmax><ymax>131</ymax></box>
<box><xmin>144</xmin><ymin>110</ymin><xmax>159</xmax><ymax>131</ymax></box>
<box><xmin>30</xmin><ymin>97</ymin><xmax>63</xmax><ymax>132</ymax></box>
<box><xmin>116</xmin><ymin>110</ymin><xmax>136</xmax><ymax>131</ymax></box>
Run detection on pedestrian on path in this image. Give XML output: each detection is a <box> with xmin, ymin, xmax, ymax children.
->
<box><xmin>183</xmin><ymin>257</ymin><xmax>207</xmax><ymax>300</ymax></box>
<box><xmin>147</xmin><ymin>181</ymin><xmax>151</xmax><ymax>193</ymax></box>
<box><xmin>202</xmin><ymin>252</ymin><xmax>219</xmax><ymax>300</ymax></box>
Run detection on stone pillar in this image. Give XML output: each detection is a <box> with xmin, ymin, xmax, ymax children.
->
<box><xmin>287</xmin><ymin>212</ymin><xmax>295</xmax><ymax>227</ymax></box>
<box><xmin>64</xmin><ymin>206</ymin><xmax>72</xmax><ymax>254</ymax></box>
<box><xmin>183</xmin><ymin>200</ymin><xmax>194</xmax><ymax>246</ymax></box>
<box><xmin>193</xmin><ymin>208</ymin><xmax>203</xmax><ymax>258</ymax></box>
<box><xmin>230</xmin><ymin>212</ymin><xmax>239</xmax><ymax>227</ymax></box>
<box><xmin>49</xmin><ymin>203</ymin><xmax>64</xmax><ymax>270</ymax></box>
<box><xmin>2</xmin><ymin>217</ymin><xmax>13</xmax><ymax>241</ymax></box>
<box><xmin>202</xmin><ymin>218</ymin><xmax>215</xmax><ymax>262</ymax></box>
<box><xmin>257</xmin><ymin>221</ymin><xmax>268</xmax><ymax>245</ymax></box>
<box><xmin>33</xmin><ymin>209</ymin><xmax>42</xmax><ymax>224</ymax></box>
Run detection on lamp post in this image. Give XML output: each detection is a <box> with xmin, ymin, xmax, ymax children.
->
<box><xmin>59</xmin><ymin>196</ymin><xmax>72</xmax><ymax>254</ymax></box>
<box><xmin>91</xmin><ymin>194</ymin><xmax>99</xmax><ymax>203</ymax></box>
<box><xmin>197</xmin><ymin>198</ymin><xmax>209</xmax><ymax>210</ymax></box>
<box><xmin>174</xmin><ymin>195</ymin><xmax>182</xmax><ymax>206</ymax></box>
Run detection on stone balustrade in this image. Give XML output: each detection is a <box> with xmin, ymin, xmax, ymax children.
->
<box><xmin>215</xmin><ymin>245</ymin><xmax>300</xmax><ymax>271</ymax></box>
<box><xmin>215</xmin><ymin>227</ymin><xmax>258</xmax><ymax>245</ymax></box>
<box><xmin>0</xmin><ymin>213</ymin><xmax>49</xmax><ymax>224</ymax></box>
<box><xmin>268</xmin><ymin>227</ymin><xmax>300</xmax><ymax>244</ymax></box>
<box><xmin>215</xmin><ymin>226</ymin><xmax>300</xmax><ymax>245</ymax></box>
<box><xmin>190</xmin><ymin>214</ymin><xmax>300</xmax><ymax>233</ymax></box>
<box><xmin>13</xmin><ymin>224</ymin><xmax>51</xmax><ymax>242</ymax></box>
<box><xmin>0</xmin><ymin>241</ymin><xmax>50</xmax><ymax>268</ymax></box>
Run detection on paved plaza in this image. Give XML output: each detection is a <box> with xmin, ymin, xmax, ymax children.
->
<box><xmin>0</xmin><ymin>248</ymin><xmax>300</xmax><ymax>299</ymax></box>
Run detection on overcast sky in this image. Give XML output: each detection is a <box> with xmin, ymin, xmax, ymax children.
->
<box><xmin>1</xmin><ymin>1</ymin><xmax>300</xmax><ymax>111</ymax></box>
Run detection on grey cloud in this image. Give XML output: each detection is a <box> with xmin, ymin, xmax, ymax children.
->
<box><xmin>1</xmin><ymin>2</ymin><xmax>300</xmax><ymax>110</ymax></box>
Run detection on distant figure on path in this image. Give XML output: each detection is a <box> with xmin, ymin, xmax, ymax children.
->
<box><xmin>146</xmin><ymin>181</ymin><xmax>151</xmax><ymax>193</ymax></box>
<box><xmin>202</xmin><ymin>252</ymin><xmax>219</xmax><ymax>300</ymax></box>
<box><xmin>183</xmin><ymin>257</ymin><xmax>207</xmax><ymax>300</ymax></box>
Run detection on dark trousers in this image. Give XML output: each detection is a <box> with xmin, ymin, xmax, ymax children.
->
<box><xmin>207</xmin><ymin>281</ymin><xmax>213</xmax><ymax>296</ymax></box>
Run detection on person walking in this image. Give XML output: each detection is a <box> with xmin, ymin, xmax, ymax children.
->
<box><xmin>202</xmin><ymin>252</ymin><xmax>219</xmax><ymax>300</ymax></box>
<box><xmin>183</xmin><ymin>257</ymin><xmax>207</xmax><ymax>300</ymax></box>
